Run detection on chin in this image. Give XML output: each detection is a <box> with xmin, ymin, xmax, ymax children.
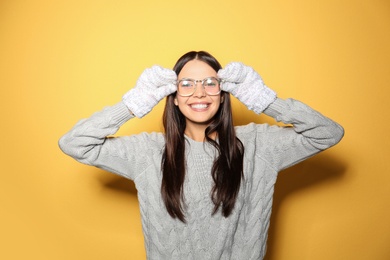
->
<box><xmin>185</xmin><ymin>114</ymin><xmax>216</xmax><ymax>125</ymax></box>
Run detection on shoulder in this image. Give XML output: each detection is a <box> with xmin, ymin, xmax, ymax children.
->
<box><xmin>125</xmin><ymin>131</ymin><xmax>165</xmax><ymax>146</ymax></box>
<box><xmin>235</xmin><ymin>123</ymin><xmax>282</xmax><ymax>139</ymax></box>
<box><xmin>235</xmin><ymin>123</ymin><xmax>280</xmax><ymax>154</ymax></box>
<box><xmin>235</xmin><ymin>122</ymin><xmax>294</xmax><ymax>154</ymax></box>
<box><xmin>99</xmin><ymin>131</ymin><xmax>166</xmax><ymax>159</ymax></box>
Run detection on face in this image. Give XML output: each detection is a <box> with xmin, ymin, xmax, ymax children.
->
<box><xmin>174</xmin><ymin>59</ymin><xmax>223</xmax><ymax>128</ymax></box>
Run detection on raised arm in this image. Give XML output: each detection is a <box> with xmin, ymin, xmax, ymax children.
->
<box><xmin>219</xmin><ymin>62</ymin><xmax>344</xmax><ymax>170</ymax></box>
<box><xmin>59</xmin><ymin>66</ymin><xmax>177</xmax><ymax>179</ymax></box>
<box><xmin>262</xmin><ymin>97</ymin><xmax>344</xmax><ymax>170</ymax></box>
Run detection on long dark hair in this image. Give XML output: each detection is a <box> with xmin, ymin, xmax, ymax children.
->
<box><xmin>161</xmin><ymin>51</ymin><xmax>244</xmax><ymax>222</ymax></box>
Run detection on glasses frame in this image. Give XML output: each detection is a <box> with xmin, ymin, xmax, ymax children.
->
<box><xmin>176</xmin><ymin>77</ymin><xmax>223</xmax><ymax>97</ymax></box>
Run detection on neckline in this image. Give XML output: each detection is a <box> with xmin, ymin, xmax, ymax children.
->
<box><xmin>184</xmin><ymin>134</ymin><xmax>219</xmax><ymax>145</ymax></box>
<box><xmin>184</xmin><ymin>134</ymin><xmax>205</xmax><ymax>144</ymax></box>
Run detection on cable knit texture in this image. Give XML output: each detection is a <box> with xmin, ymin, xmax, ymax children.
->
<box><xmin>59</xmin><ymin>98</ymin><xmax>344</xmax><ymax>260</ymax></box>
<box><xmin>122</xmin><ymin>66</ymin><xmax>177</xmax><ymax>118</ymax></box>
<box><xmin>218</xmin><ymin>62</ymin><xmax>277</xmax><ymax>114</ymax></box>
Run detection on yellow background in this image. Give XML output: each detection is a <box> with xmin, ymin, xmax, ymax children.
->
<box><xmin>1</xmin><ymin>0</ymin><xmax>389</xmax><ymax>259</ymax></box>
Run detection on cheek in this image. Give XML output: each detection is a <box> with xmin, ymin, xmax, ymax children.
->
<box><xmin>175</xmin><ymin>96</ymin><xmax>190</xmax><ymax>106</ymax></box>
<box><xmin>214</xmin><ymin>96</ymin><xmax>222</xmax><ymax>105</ymax></box>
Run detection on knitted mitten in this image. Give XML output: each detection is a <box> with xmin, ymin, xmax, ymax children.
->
<box><xmin>123</xmin><ymin>66</ymin><xmax>177</xmax><ymax>118</ymax></box>
<box><xmin>218</xmin><ymin>62</ymin><xmax>277</xmax><ymax>114</ymax></box>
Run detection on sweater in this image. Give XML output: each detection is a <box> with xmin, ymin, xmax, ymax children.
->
<box><xmin>59</xmin><ymin>98</ymin><xmax>344</xmax><ymax>260</ymax></box>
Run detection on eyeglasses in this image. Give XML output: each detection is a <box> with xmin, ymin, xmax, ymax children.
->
<box><xmin>177</xmin><ymin>77</ymin><xmax>222</xmax><ymax>97</ymax></box>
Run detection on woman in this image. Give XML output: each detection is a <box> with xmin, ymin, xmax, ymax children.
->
<box><xmin>59</xmin><ymin>51</ymin><xmax>344</xmax><ymax>259</ymax></box>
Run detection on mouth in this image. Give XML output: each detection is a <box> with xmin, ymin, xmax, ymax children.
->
<box><xmin>189</xmin><ymin>103</ymin><xmax>210</xmax><ymax>110</ymax></box>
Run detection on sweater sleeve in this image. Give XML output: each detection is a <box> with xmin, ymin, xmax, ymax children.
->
<box><xmin>58</xmin><ymin>102</ymin><xmax>149</xmax><ymax>180</ymax></box>
<box><xmin>261</xmin><ymin>98</ymin><xmax>344</xmax><ymax>171</ymax></box>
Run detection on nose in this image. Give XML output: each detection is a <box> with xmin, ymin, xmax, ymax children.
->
<box><xmin>193</xmin><ymin>81</ymin><xmax>206</xmax><ymax>98</ymax></box>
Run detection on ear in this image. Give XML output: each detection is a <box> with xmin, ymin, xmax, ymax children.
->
<box><xmin>174</xmin><ymin>97</ymin><xmax>178</xmax><ymax>106</ymax></box>
<box><xmin>220</xmin><ymin>96</ymin><xmax>224</xmax><ymax>103</ymax></box>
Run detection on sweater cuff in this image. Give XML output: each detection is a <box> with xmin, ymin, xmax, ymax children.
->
<box><xmin>109</xmin><ymin>101</ymin><xmax>134</xmax><ymax>126</ymax></box>
<box><xmin>263</xmin><ymin>98</ymin><xmax>289</xmax><ymax>121</ymax></box>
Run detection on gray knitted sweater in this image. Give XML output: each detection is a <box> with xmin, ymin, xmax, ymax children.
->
<box><xmin>59</xmin><ymin>98</ymin><xmax>344</xmax><ymax>260</ymax></box>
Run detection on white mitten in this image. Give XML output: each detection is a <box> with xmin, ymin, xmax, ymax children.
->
<box><xmin>123</xmin><ymin>66</ymin><xmax>177</xmax><ymax>118</ymax></box>
<box><xmin>218</xmin><ymin>62</ymin><xmax>276</xmax><ymax>114</ymax></box>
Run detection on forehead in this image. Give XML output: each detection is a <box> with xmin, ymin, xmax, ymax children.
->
<box><xmin>178</xmin><ymin>60</ymin><xmax>217</xmax><ymax>79</ymax></box>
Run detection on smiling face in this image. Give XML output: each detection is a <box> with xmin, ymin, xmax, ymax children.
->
<box><xmin>174</xmin><ymin>59</ymin><xmax>223</xmax><ymax>133</ymax></box>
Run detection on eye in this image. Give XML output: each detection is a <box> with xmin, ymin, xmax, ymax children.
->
<box><xmin>180</xmin><ymin>80</ymin><xmax>193</xmax><ymax>88</ymax></box>
<box><xmin>204</xmin><ymin>78</ymin><xmax>218</xmax><ymax>87</ymax></box>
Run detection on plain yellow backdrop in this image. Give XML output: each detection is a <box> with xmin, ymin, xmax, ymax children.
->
<box><xmin>1</xmin><ymin>0</ymin><xmax>389</xmax><ymax>259</ymax></box>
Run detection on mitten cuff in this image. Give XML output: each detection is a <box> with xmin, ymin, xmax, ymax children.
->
<box><xmin>122</xmin><ymin>89</ymin><xmax>154</xmax><ymax>118</ymax></box>
<box><xmin>242</xmin><ymin>84</ymin><xmax>277</xmax><ymax>114</ymax></box>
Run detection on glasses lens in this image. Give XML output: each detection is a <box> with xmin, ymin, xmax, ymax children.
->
<box><xmin>204</xmin><ymin>78</ymin><xmax>220</xmax><ymax>95</ymax></box>
<box><xmin>178</xmin><ymin>79</ymin><xmax>195</xmax><ymax>96</ymax></box>
<box><xmin>177</xmin><ymin>78</ymin><xmax>221</xmax><ymax>96</ymax></box>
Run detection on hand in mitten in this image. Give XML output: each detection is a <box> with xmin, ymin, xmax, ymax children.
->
<box><xmin>218</xmin><ymin>62</ymin><xmax>276</xmax><ymax>114</ymax></box>
<box><xmin>123</xmin><ymin>66</ymin><xmax>177</xmax><ymax>118</ymax></box>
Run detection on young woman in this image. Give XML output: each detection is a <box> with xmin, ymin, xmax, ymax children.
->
<box><xmin>59</xmin><ymin>51</ymin><xmax>344</xmax><ymax>259</ymax></box>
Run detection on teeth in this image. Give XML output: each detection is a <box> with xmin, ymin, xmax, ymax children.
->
<box><xmin>191</xmin><ymin>104</ymin><xmax>208</xmax><ymax>109</ymax></box>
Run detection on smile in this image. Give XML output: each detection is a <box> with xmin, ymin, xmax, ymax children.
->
<box><xmin>190</xmin><ymin>103</ymin><xmax>209</xmax><ymax>109</ymax></box>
